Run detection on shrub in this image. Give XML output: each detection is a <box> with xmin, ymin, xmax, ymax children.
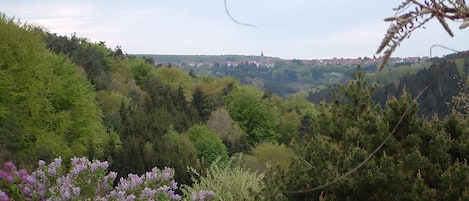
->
<box><xmin>0</xmin><ymin>157</ymin><xmax>214</xmax><ymax>201</ymax></box>
<box><xmin>183</xmin><ymin>157</ymin><xmax>264</xmax><ymax>200</ymax></box>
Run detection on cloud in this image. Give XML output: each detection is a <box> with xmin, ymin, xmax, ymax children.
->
<box><xmin>3</xmin><ymin>0</ymin><xmax>466</xmax><ymax>59</ymax></box>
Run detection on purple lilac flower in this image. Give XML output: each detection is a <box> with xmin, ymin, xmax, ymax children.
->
<box><xmin>191</xmin><ymin>190</ymin><xmax>215</xmax><ymax>201</ymax></box>
<box><xmin>167</xmin><ymin>189</ymin><xmax>182</xmax><ymax>200</ymax></box>
<box><xmin>90</xmin><ymin>160</ymin><xmax>108</xmax><ymax>172</ymax></box>
<box><xmin>72</xmin><ymin>187</ymin><xmax>80</xmax><ymax>196</ymax></box>
<box><xmin>170</xmin><ymin>180</ymin><xmax>178</xmax><ymax>190</ymax></box>
<box><xmin>71</xmin><ymin>157</ymin><xmax>87</xmax><ymax>176</ymax></box>
<box><xmin>5</xmin><ymin>175</ymin><xmax>13</xmax><ymax>183</ymax></box>
<box><xmin>17</xmin><ymin>169</ymin><xmax>28</xmax><ymax>181</ymax></box>
<box><xmin>0</xmin><ymin>170</ymin><xmax>7</xmax><ymax>179</ymax></box>
<box><xmin>125</xmin><ymin>194</ymin><xmax>136</xmax><ymax>201</ymax></box>
<box><xmin>38</xmin><ymin>160</ymin><xmax>45</xmax><ymax>167</ymax></box>
<box><xmin>62</xmin><ymin>189</ymin><xmax>71</xmax><ymax>200</ymax></box>
<box><xmin>107</xmin><ymin>171</ymin><xmax>117</xmax><ymax>181</ymax></box>
<box><xmin>70</xmin><ymin>157</ymin><xmax>80</xmax><ymax>165</ymax></box>
<box><xmin>128</xmin><ymin>173</ymin><xmax>143</xmax><ymax>190</ymax></box>
<box><xmin>157</xmin><ymin>185</ymin><xmax>170</xmax><ymax>193</ymax></box>
<box><xmin>22</xmin><ymin>185</ymin><xmax>31</xmax><ymax>197</ymax></box>
<box><xmin>0</xmin><ymin>190</ymin><xmax>10</xmax><ymax>201</ymax></box>
<box><xmin>141</xmin><ymin>187</ymin><xmax>156</xmax><ymax>198</ymax></box>
<box><xmin>161</xmin><ymin>168</ymin><xmax>172</xmax><ymax>180</ymax></box>
<box><xmin>3</xmin><ymin>162</ymin><xmax>14</xmax><ymax>172</ymax></box>
<box><xmin>191</xmin><ymin>193</ymin><xmax>198</xmax><ymax>201</ymax></box>
<box><xmin>145</xmin><ymin>167</ymin><xmax>159</xmax><ymax>181</ymax></box>
<box><xmin>1</xmin><ymin>158</ymin><xmax>212</xmax><ymax>201</ymax></box>
<box><xmin>47</xmin><ymin>157</ymin><xmax>62</xmax><ymax>177</ymax></box>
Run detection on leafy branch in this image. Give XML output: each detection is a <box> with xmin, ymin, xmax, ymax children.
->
<box><xmin>377</xmin><ymin>0</ymin><xmax>469</xmax><ymax>70</ymax></box>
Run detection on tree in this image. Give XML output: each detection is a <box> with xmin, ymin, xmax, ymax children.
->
<box><xmin>278</xmin><ymin>111</ymin><xmax>301</xmax><ymax>144</ymax></box>
<box><xmin>250</xmin><ymin>142</ymin><xmax>296</xmax><ymax>173</ymax></box>
<box><xmin>0</xmin><ymin>15</ymin><xmax>108</xmax><ymax>166</ymax></box>
<box><xmin>187</xmin><ymin>124</ymin><xmax>229</xmax><ymax>165</ymax></box>
<box><xmin>152</xmin><ymin>125</ymin><xmax>198</xmax><ymax>185</ymax></box>
<box><xmin>206</xmin><ymin>108</ymin><xmax>249</xmax><ymax>154</ymax></box>
<box><xmin>192</xmin><ymin>87</ymin><xmax>210</xmax><ymax>121</ymax></box>
<box><xmin>260</xmin><ymin>66</ymin><xmax>469</xmax><ymax>200</ymax></box>
<box><xmin>225</xmin><ymin>86</ymin><xmax>279</xmax><ymax>145</ymax></box>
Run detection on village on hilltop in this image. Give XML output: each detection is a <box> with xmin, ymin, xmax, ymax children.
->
<box><xmin>152</xmin><ymin>52</ymin><xmax>430</xmax><ymax>68</ymax></box>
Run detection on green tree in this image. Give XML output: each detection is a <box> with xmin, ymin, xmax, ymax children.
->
<box><xmin>187</xmin><ymin>124</ymin><xmax>229</xmax><ymax>165</ymax></box>
<box><xmin>278</xmin><ymin>111</ymin><xmax>300</xmax><ymax>144</ymax></box>
<box><xmin>250</xmin><ymin>142</ymin><xmax>296</xmax><ymax>173</ymax></box>
<box><xmin>192</xmin><ymin>86</ymin><xmax>210</xmax><ymax>121</ymax></box>
<box><xmin>225</xmin><ymin>86</ymin><xmax>279</xmax><ymax>145</ymax></box>
<box><xmin>152</xmin><ymin>125</ymin><xmax>198</xmax><ymax>184</ymax></box>
<box><xmin>0</xmin><ymin>15</ymin><xmax>108</xmax><ymax>166</ymax></box>
<box><xmin>262</xmin><ymin>68</ymin><xmax>389</xmax><ymax>200</ymax></box>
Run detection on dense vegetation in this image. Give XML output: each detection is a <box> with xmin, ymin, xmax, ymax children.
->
<box><xmin>1</xmin><ymin>13</ymin><xmax>468</xmax><ymax>200</ymax></box>
<box><xmin>159</xmin><ymin>55</ymin><xmax>430</xmax><ymax>98</ymax></box>
<box><xmin>308</xmin><ymin>55</ymin><xmax>469</xmax><ymax>118</ymax></box>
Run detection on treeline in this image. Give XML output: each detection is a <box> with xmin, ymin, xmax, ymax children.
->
<box><xmin>308</xmin><ymin>55</ymin><xmax>469</xmax><ymax>119</ymax></box>
<box><xmin>1</xmin><ymin>13</ymin><xmax>469</xmax><ymax>200</ymax></box>
<box><xmin>0</xmin><ymin>14</ymin><xmax>316</xmax><ymax>184</ymax></box>
<box><xmin>189</xmin><ymin>58</ymin><xmax>428</xmax><ymax>98</ymax></box>
<box><xmin>208</xmin><ymin>61</ymin><xmax>355</xmax><ymax>97</ymax></box>
<box><xmin>373</xmin><ymin>56</ymin><xmax>469</xmax><ymax>118</ymax></box>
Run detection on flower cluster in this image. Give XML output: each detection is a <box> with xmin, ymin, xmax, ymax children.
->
<box><xmin>0</xmin><ymin>161</ymin><xmax>30</xmax><ymax>200</ymax></box>
<box><xmin>0</xmin><ymin>157</ymin><xmax>214</xmax><ymax>201</ymax></box>
<box><xmin>98</xmin><ymin>167</ymin><xmax>182</xmax><ymax>201</ymax></box>
<box><xmin>190</xmin><ymin>190</ymin><xmax>215</xmax><ymax>201</ymax></box>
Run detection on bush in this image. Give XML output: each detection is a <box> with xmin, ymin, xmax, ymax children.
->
<box><xmin>182</xmin><ymin>157</ymin><xmax>264</xmax><ymax>200</ymax></box>
<box><xmin>0</xmin><ymin>157</ymin><xmax>214</xmax><ymax>201</ymax></box>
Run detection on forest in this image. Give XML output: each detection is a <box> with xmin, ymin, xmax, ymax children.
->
<box><xmin>0</xmin><ymin>11</ymin><xmax>468</xmax><ymax>201</ymax></box>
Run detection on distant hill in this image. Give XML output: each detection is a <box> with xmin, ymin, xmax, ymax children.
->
<box><xmin>137</xmin><ymin>54</ymin><xmax>432</xmax><ymax>97</ymax></box>
<box><xmin>309</xmin><ymin>51</ymin><xmax>469</xmax><ymax>118</ymax></box>
<box><xmin>136</xmin><ymin>54</ymin><xmax>280</xmax><ymax>65</ymax></box>
<box><xmin>138</xmin><ymin>52</ymin><xmax>469</xmax><ymax>118</ymax></box>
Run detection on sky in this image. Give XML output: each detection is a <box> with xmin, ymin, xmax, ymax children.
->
<box><xmin>2</xmin><ymin>0</ymin><xmax>468</xmax><ymax>60</ymax></box>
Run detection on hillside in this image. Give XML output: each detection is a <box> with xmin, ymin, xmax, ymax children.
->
<box><xmin>306</xmin><ymin>52</ymin><xmax>469</xmax><ymax>118</ymax></box>
<box><xmin>0</xmin><ymin>14</ymin><xmax>111</xmax><ymax>167</ymax></box>
<box><xmin>140</xmin><ymin>54</ymin><xmax>430</xmax><ymax>97</ymax></box>
<box><xmin>1</xmin><ymin>13</ymin><xmax>469</xmax><ymax>201</ymax></box>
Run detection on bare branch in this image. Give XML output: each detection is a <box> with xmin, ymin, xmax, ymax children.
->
<box><xmin>376</xmin><ymin>0</ymin><xmax>469</xmax><ymax>70</ymax></box>
<box><xmin>224</xmin><ymin>0</ymin><xmax>257</xmax><ymax>28</ymax></box>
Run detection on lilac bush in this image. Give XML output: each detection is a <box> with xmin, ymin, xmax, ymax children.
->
<box><xmin>0</xmin><ymin>157</ymin><xmax>214</xmax><ymax>201</ymax></box>
<box><xmin>0</xmin><ymin>161</ymin><xmax>30</xmax><ymax>200</ymax></box>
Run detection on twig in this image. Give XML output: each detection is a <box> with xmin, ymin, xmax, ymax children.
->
<box><xmin>429</xmin><ymin>44</ymin><xmax>460</xmax><ymax>57</ymax></box>
<box><xmin>224</xmin><ymin>0</ymin><xmax>257</xmax><ymax>28</ymax></box>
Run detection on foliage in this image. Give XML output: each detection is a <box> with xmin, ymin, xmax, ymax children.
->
<box><xmin>187</xmin><ymin>124</ymin><xmax>229</xmax><ymax>165</ymax></box>
<box><xmin>152</xmin><ymin>125</ymin><xmax>198</xmax><ymax>185</ymax></box>
<box><xmin>2</xmin><ymin>10</ymin><xmax>469</xmax><ymax>201</ymax></box>
<box><xmin>374</xmin><ymin>57</ymin><xmax>468</xmax><ymax>118</ymax></box>
<box><xmin>0</xmin><ymin>157</ymin><xmax>214</xmax><ymax>201</ymax></box>
<box><xmin>262</xmin><ymin>68</ymin><xmax>469</xmax><ymax>200</ymax></box>
<box><xmin>182</xmin><ymin>157</ymin><xmax>264</xmax><ymax>201</ymax></box>
<box><xmin>0</xmin><ymin>14</ymin><xmax>108</xmax><ymax>166</ymax></box>
<box><xmin>225</xmin><ymin>86</ymin><xmax>279</xmax><ymax>145</ymax></box>
<box><xmin>248</xmin><ymin>142</ymin><xmax>296</xmax><ymax>173</ymax></box>
<box><xmin>206</xmin><ymin>108</ymin><xmax>249</xmax><ymax>154</ymax></box>
<box><xmin>451</xmin><ymin>72</ymin><xmax>469</xmax><ymax>118</ymax></box>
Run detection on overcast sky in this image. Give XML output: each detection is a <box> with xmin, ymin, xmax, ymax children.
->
<box><xmin>2</xmin><ymin>0</ymin><xmax>467</xmax><ymax>59</ymax></box>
